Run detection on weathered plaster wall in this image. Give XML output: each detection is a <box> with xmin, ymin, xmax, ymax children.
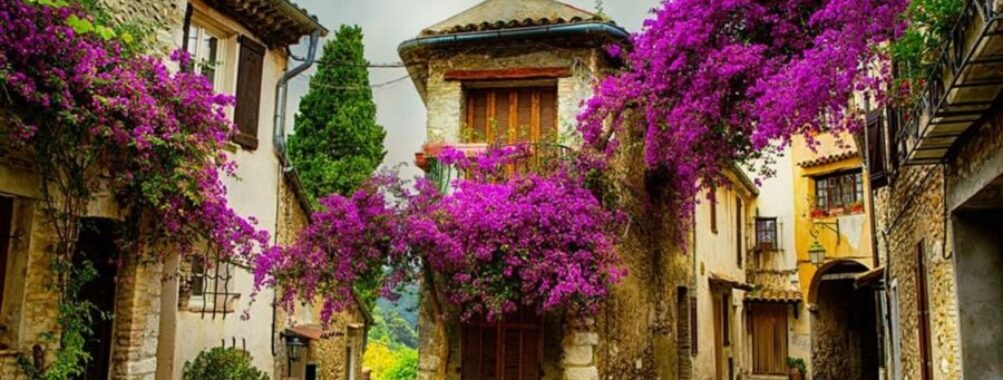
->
<box><xmin>952</xmin><ymin>211</ymin><xmax>1003</xmax><ymax>379</ymax></box>
<box><xmin>691</xmin><ymin>176</ymin><xmax>754</xmax><ymax>380</ymax></box>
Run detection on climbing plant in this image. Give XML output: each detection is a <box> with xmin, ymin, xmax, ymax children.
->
<box><xmin>578</xmin><ymin>0</ymin><xmax>908</xmax><ymax>230</ymax></box>
<box><xmin>1</xmin><ymin>0</ymin><xmax>269</xmax><ymax>376</ymax></box>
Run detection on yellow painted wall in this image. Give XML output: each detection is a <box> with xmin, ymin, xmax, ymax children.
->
<box><xmin>789</xmin><ymin>132</ymin><xmax>875</xmax><ymax>305</ymax></box>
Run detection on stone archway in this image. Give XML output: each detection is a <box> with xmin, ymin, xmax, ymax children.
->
<box><xmin>809</xmin><ymin>260</ymin><xmax>879</xmax><ymax>380</ymax></box>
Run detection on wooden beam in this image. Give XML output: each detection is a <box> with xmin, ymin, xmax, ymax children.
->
<box><xmin>444</xmin><ymin>67</ymin><xmax>572</xmax><ymax>81</ymax></box>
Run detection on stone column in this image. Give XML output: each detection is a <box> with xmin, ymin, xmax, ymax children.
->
<box><xmin>562</xmin><ymin>323</ymin><xmax>599</xmax><ymax>380</ymax></box>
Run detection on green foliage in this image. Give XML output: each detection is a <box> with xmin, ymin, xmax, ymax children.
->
<box><xmin>382</xmin><ymin>348</ymin><xmax>418</xmax><ymax>380</ymax></box>
<box><xmin>289</xmin><ymin>24</ymin><xmax>386</xmax><ymax>203</ymax></box>
<box><xmin>890</xmin><ymin>0</ymin><xmax>964</xmax><ymax>102</ymax></box>
<box><xmin>17</xmin><ymin>261</ymin><xmax>100</xmax><ymax>380</ymax></box>
<box><xmin>182</xmin><ymin>347</ymin><xmax>269</xmax><ymax>380</ymax></box>
<box><xmin>786</xmin><ymin>357</ymin><xmax>807</xmax><ymax>373</ymax></box>
<box><xmin>368</xmin><ymin>304</ymin><xmax>418</xmax><ymax>349</ymax></box>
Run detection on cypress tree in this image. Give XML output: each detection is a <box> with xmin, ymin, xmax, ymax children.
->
<box><xmin>289</xmin><ymin>25</ymin><xmax>386</xmax><ymax>202</ymax></box>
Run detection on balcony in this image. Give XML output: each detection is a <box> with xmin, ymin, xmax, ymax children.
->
<box><xmin>416</xmin><ymin>143</ymin><xmax>573</xmax><ymax>191</ymax></box>
<box><xmin>897</xmin><ymin>0</ymin><xmax>1003</xmax><ymax>165</ymax></box>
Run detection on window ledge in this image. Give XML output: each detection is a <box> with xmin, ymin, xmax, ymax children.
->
<box><xmin>233</xmin><ymin>133</ymin><xmax>259</xmax><ymax>151</ymax></box>
<box><xmin>182</xmin><ymin>293</ymin><xmax>242</xmax><ymax>314</ymax></box>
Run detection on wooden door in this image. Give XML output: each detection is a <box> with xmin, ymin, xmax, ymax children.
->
<box><xmin>713</xmin><ymin>294</ymin><xmax>724</xmax><ymax>380</ymax></box>
<box><xmin>461</xmin><ymin>309</ymin><xmax>543</xmax><ymax>380</ymax></box>
<box><xmin>751</xmin><ymin>303</ymin><xmax>789</xmax><ymax>375</ymax></box>
<box><xmin>74</xmin><ymin>219</ymin><xmax>120</xmax><ymax>380</ymax></box>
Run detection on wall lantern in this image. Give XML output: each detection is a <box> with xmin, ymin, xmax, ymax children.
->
<box><xmin>808</xmin><ymin>221</ymin><xmax>839</xmax><ymax>267</ymax></box>
<box><xmin>282</xmin><ymin>333</ymin><xmax>306</xmax><ymax>376</ymax></box>
<box><xmin>808</xmin><ymin>239</ymin><xmax>827</xmax><ymax>267</ymax></box>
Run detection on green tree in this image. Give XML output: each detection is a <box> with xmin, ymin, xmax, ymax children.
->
<box><xmin>289</xmin><ymin>25</ymin><xmax>386</xmax><ymax>202</ymax></box>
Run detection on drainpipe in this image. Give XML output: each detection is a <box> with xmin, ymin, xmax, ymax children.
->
<box><xmin>271</xmin><ymin>28</ymin><xmax>322</xmax><ymax>358</ymax></box>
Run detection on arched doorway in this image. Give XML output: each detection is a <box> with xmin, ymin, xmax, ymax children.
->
<box><xmin>809</xmin><ymin>260</ymin><xmax>879</xmax><ymax>380</ymax></box>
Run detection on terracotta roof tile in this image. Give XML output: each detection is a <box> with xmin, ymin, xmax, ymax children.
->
<box><xmin>745</xmin><ymin>288</ymin><xmax>803</xmax><ymax>303</ymax></box>
<box><xmin>797</xmin><ymin>150</ymin><xmax>858</xmax><ymax>168</ymax></box>
<box><xmin>420</xmin><ymin>0</ymin><xmax>610</xmax><ymax>36</ymax></box>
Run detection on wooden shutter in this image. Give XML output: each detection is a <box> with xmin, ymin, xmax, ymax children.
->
<box><xmin>751</xmin><ymin>303</ymin><xmax>789</xmax><ymax>375</ymax></box>
<box><xmin>0</xmin><ymin>196</ymin><xmax>12</xmax><ymax>310</ymax></box>
<box><xmin>461</xmin><ymin>309</ymin><xmax>542</xmax><ymax>380</ymax></box>
<box><xmin>916</xmin><ymin>242</ymin><xmax>933</xmax><ymax>380</ymax></box>
<box><xmin>736</xmin><ymin>197</ymin><xmax>742</xmax><ymax>268</ymax></box>
<box><xmin>866</xmin><ymin>111</ymin><xmax>888</xmax><ymax>188</ymax></box>
<box><xmin>710</xmin><ymin>188</ymin><xmax>718</xmax><ymax>234</ymax></box>
<box><xmin>690</xmin><ymin>296</ymin><xmax>698</xmax><ymax>356</ymax></box>
<box><xmin>233</xmin><ymin>36</ymin><xmax>265</xmax><ymax>150</ymax></box>
<box><xmin>464</xmin><ymin>87</ymin><xmax>557</xmax><ymax>145</ymax></box>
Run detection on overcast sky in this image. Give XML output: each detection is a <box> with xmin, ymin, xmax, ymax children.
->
<box><xmin>285</xmin><ymin>0</ymin><xmax>662</xmax><ymax>179</ymax></box>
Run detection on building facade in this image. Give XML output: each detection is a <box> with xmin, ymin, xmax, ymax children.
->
<box><xmin>402</xmin><ymin>1</ymin><xmax>694</xmax><ymax>379</ymax></box>
<box><xmin>0</xmin><ymin>0</ymin><xmax>370</xmax><ymax>379</ymax></box>
<box><xmin>867</xmin><ymin>2</ymin><xmax>1003</xmax><ymax>380</ymax></box>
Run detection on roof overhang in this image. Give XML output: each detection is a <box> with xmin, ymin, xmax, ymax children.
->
<box><xmin>398</xmin><ymin>21</ymin><xmax>630</xmax><ymax>103</ymax></box>
<box><xmin>202</xmin><ymin>0</ymin><xmax>327</xmax><ymax>47</ymax></box>
<box><xmin>708</xmin><ymin>271</ymin><xmax>754</xmax><ymax>291</ymax></box>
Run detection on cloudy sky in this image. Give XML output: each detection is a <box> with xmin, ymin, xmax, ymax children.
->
<box><xmin>285</xmin><ymin>0</ymin><xmax>662</xmax><ymax>178</ymax></box>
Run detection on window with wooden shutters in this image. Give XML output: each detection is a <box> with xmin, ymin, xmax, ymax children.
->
<box><xmin>710</xmin><ymin>187</ymin><xmax>718</xmax><ymax>234</ymax></box>
<box><xmin>233</xmin><ymin>36</ymin><xmax>264</xmax><ymax>150</ymax></box>
<box><xmin>0</xmin><ymin>196</ymin><xmax>12</xmax><ymax>312</ymax></box>
<box><xmin>461</xmin><ymin>308</ymin><xmax>542</xmax><ymax>380</ymax></box>
<box><xmin>464</xmin><ymin>87</ymin><xmax>557</xmax><ymax>145</ymax></box>
<box><xmin>751</xmin><ymin>303</ymin><xmax>789</xmax><ymax>375</ymax></box>
<box><xmin>866</xmin><ymin>110</ymin><xmax>889</xmax><ymax>188</ymax></box>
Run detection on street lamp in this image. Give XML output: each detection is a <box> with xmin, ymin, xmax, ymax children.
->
<box><xmin>808</xmin><ymin>239</ymin><xmax>827</xmax><ymax>267</ymax></box>
<box><xmin>282</xmin><ymin>333</ymin><xmax>305</xmax><ymax>377</ymax></box>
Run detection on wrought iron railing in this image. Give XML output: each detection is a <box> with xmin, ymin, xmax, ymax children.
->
<box><xmin>424</xmin><ymin>143</ymin><xmax>573</xmax><ymax>191</ymax></box>
<box><xmin>896</xmin><ymin>0</ymin><xmax>1003</xmax><ymax>165</ymax></box>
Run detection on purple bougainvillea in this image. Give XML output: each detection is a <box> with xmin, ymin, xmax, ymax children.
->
<box><xmin>578</xmin><ymin>0</ymin><xmax>907</xmax><ymax>224</ymax></box>
<box><xmin>0</xmin><ymin>0</ymin><xmax>269</xmax><ymax>261</ymax></box>
<box><xmin>257</xmin><ymin>149</ymin><xmax>625</xmax><ymax>323</ymax></box>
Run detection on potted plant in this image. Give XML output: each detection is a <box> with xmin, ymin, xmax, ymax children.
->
<box><xmin>786</xmin><ymin>357</ymin><xmax>807</xmax><ymax>380</ymax></box>
<box><xmin>849</xmin><ymin>201</ymin><xmax>865</xmax><ymax>213</ymax></box>
<box><xmin>810</xmin><ymin>208</ymin><xmax>828</xmax><ymax>218</ymax></box>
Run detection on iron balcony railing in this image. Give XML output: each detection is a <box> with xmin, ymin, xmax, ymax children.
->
<box><xmin>424</xmin><ymin>143</ymin><xmax>573</xmax><ymax>191</ymax></box>
<box><xmin>897</xmin><ymin>0</ymin><xmax>1003</xmax><ymax>165</ymax></box>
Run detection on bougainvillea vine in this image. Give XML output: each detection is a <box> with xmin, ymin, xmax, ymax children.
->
<box><xmin>0</xmin><ymin>0</ymin><xmax>270</xmax><ymax>262</ymax></box>
<box><xmin>256</xmin><ymin>146</ymin><xmax>625</xmax><ymax>323</ymax></box>
<box><xmin>578</xmin><ymin>0</ymin><xmax>908</xmax><ymax>224</ymax></box>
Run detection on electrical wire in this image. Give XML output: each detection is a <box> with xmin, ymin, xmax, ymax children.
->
<box><xmin>292</xmin><ymin>74</ymin><xmax>411</xmax><ymax>91</ymax></box>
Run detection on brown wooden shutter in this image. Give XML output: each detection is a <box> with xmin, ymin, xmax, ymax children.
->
<box><xmin>465</xmin><ymin>87</ymin><xmax>557</xmax><ymax>145</ymax></box>
<box><xmin>539</xmin><ymin>89</ymin><xmax>557</xmax><ymax>142</ymax></box>
<box><xmin>233</xmin><ymin>36</ymin><xmax>265</xmax><ymax>150</ymax></box>
<box><xmin>461</xmin><ymin>310</ymin><xmax>542</xmax><ymax>380</ymax></box>
<box><xmin>866</xmin><ymin>111</ymin><xmax>888</xmax><ymax>188</ymax></box>
<box><xmin>736</xmin><ymin>196</ymin><xmax>742</xmax><ymax>268</ymax></box>
<box><xmin>916</xmin><ymin>241</ymin><xmax>933</xmax><ymax>380</ymax></box>
<box><xmin>0</xmin><ymin>196</ymin><xmax>12</xmax><ymax>310</ymax></box>
<box><xmin>690</xmin><ymin>296</ymin><xmax>698</xmax><ymax>355</ymax></box>
<box><xmin>710</xmin><ymin>188</ymin><xmax>718</xmax><ymax>234</ymax></box>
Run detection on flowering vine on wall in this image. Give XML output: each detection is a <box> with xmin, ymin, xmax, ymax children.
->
<box><xmin>1</xmin><ymin>1</ymin><xmax>269</xmax><ymax>376</ymax></box>
<box><xmin>578</xmin><ymin>0</ymin><xmax>908</xmax><ymax>226</ymax></box>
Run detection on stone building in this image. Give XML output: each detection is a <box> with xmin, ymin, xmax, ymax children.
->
<box><xmin>401</xmin><ymin>1</ymin><xmax>693</xmax><ymax>379</ymax></box>
<box><xmin>786</xmin><ymin>131</ymin><xmax>883</xmax><ymax>380</ymax></box>
<box><xmin>866</xmin><ymin>1</ymin><xmax>1003</xmax><ymax>379</ymax></box>
<box><xmin>0</xmin><ymin>0</ymin><xmax>369</xmax><ymax>379</ymax></box>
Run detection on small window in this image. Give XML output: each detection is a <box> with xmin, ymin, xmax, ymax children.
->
<box><xmin>755</xmin><ymin>217</ymin><xmax>778</xmax><ymax>251</ymax></box>
<box><xmin>183</xmin><ymin>254</ymin><xmax>234</xmax><ymax>315</ymax></box>
<box><xmin>813</xmin><ymin>170</ymin><xmax>864</xmax><ymax>215</ymax></box>
<box><xmin>185</xmin><ymin>24</ymin><xmax>225</xmax><ymax>91</ymax></box>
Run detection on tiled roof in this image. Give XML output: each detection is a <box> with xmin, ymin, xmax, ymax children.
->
<box><xmin>745</xmin><ymin>288</ymin><xmax>803</xmax><ymax>303</ymax></box>
<box><xmin>797</xmin><ymin>150</ymin><xmax>858</xmax><ymax>168</ymax></box>
<box><xmin>203</xmin><ymin>0</ymin><xmax>327</xmax><ymax>47</ymax></box>
<box><xmin>285</xmin><ymin>324</ymin><xmax>340</xmax><ymax>341</ymax></box>
<box><xmin>708</xmin><ymin>272</ymin><xmax>754</xmax><ymax>291</ymax></box>
<box><xmin>420</xmin><ymin>0</ymin><xmax>609</xmax><ymax>36</ymax></box>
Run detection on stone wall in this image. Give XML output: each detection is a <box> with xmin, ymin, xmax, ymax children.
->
<box><xmin>873</xmin><ymin>107</ymin><xmax>1003</xmax><ymax>380</ymax></box>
